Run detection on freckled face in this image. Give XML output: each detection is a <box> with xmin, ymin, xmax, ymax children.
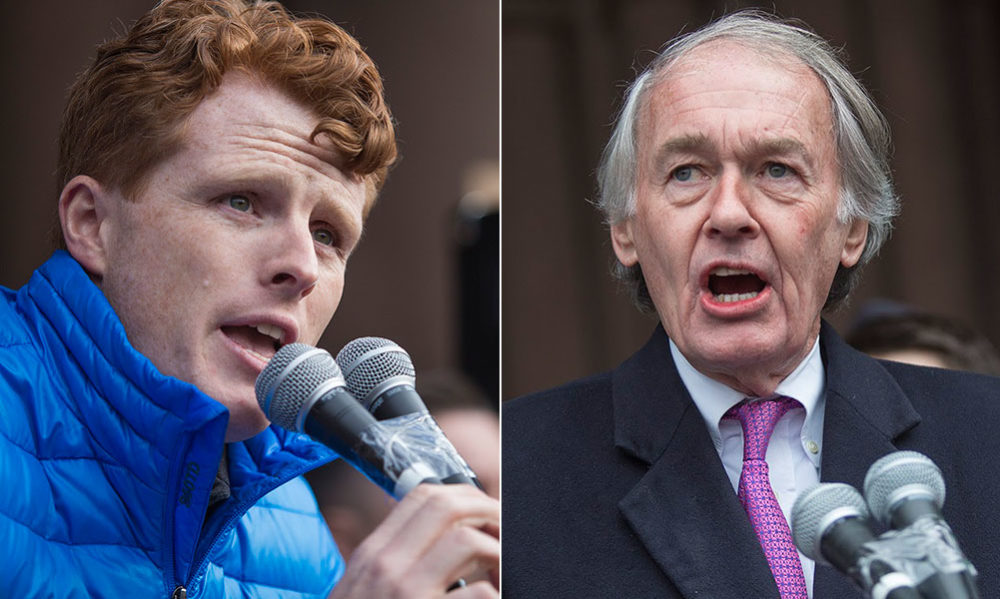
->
<box><xmin>611</xmin><ymin>42</ymin><xmax>867</xmax><ymax>394</ymax></box>
<box><xmin>96</xmin><ymin>73</ymin><xmax>367</xmax><ymax>441</ymax></box>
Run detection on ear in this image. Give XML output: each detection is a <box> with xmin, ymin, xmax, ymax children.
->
<box><xmin>59</xmin><ymin>175</ymin><xmax>114</xmax><ymax>277</ymax></box>
<box><xmin>840</xmin><ymin>218</ymin><xmax>869</xmax><ymax>268</ymax></box>
<box><xmin>610</xmin><ymin>218</ymin><xmax>639</xmax><ymax>267</ymax></box>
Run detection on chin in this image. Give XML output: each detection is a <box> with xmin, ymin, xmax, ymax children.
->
<box><xmin>224</xmin><ymin>411</ymin><xmax>272</xmax><ymax>443</ymax></box>
<box><xmin>689</xmin><ymin>331</ymin><xmax>784</xmax><ymax>370</ymax></box>
<box><xmin>211</xmin><ymin>388</ymin><xmax>272</xmax><ymax>442</ymax></box>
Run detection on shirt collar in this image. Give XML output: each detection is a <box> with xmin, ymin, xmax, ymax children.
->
<box><xmin>670</xmin><ymin>337</ymin><xmax>825</xmax><ymax>448</ymax></box>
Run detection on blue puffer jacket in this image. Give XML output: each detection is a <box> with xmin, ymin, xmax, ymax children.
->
<box><xmin>0</xmin><ymin>251</ymin><xmax>345</xmax><ymax>598</ymax></box>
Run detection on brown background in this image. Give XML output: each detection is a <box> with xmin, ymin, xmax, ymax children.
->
<box><xmin>502</xmin><ymin>0</ymin><xmax>1000</xmax><ymax>398</ymax></box>
<box><xmin>2</xmin><ymin>1</ymin><xmax>997</xmax><ymax>406</ymax></box>
<box><xmin>0</xmin><ymin>1</ymin><xmax>499</xmax><ymax>399</ymax></box>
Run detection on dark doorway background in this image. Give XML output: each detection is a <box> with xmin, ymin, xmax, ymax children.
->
<box><xmin>503</xmin><ymin>1</ymin><xmax>1000</xmax><ymax>398</ymax></box>
<box><xmin>0</xmin><ymin>1</ymin><xmax>499</xmax><ymax>403</ymax></box>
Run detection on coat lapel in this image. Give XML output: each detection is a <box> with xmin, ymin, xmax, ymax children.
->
<box><xmin>611</xmin><ymin>323</ymin><xmax>924</xmax><ymax>598</ymax></box>
<box><xmin>812</xmin><ymin>322</ymin><xmax>921</xmax><ymax>597</ymax></box>
<box><xmin>613</xmin><ymin>326</ymin><xmax>780</xmax><ymax>598</ymax></box>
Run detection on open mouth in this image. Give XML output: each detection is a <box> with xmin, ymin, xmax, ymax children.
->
<box><xmin>707</xmin><ymin>266</ymin><xmax>767</xmax><ymax>303</ymax></box>
<box><xmin>221</xmin><ymin>323</ymin><xmax>283</xmax><ymax>363</ymax></box>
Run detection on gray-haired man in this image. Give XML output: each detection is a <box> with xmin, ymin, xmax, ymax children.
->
<box><xmin>503</xmin><ymin>11</ymin><xmax>1000</xmax><ymax>598</ymax></box>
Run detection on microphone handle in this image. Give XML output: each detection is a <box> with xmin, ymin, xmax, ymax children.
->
<box><xmin>441</xmin><ymin>471</ymin><xmax>484</xmax><ymax>490</ymax></box>
<box><xmin>819</xmin><ymin>519</ymin><xmax>922</xmax><ymax>599</ymax></box>
<box><xmin>368</xmin><ymin>385</ymin><xmax>484</xmax><ymax>490</ymax></box>
<box><xmin>890</xmin><ymin>502</ymin><xmax>979</xmax><ymax>599</ymax></box>
<box><xmin>866</xmin><ymin>561</ymin><xmax>923</xmax><ymax>599</ymax></box>
<box><xmin>889</xmin><ymin>499</ymin><xmax>942</xmax><ymax>531</ymax></box>
<box><xmin>305</xmin><ymin>387</ymin><xmax>441</xmax><ymax>497</ymax></box>
<box><xmin>368</xmin><ymin>384</ymin><xmax>427</xmax><ymax>420</ymax></box>
<box><xmin>916</xmin><ymin>570</ymin><xmax>981</xmax><ymax>599</ymax></box>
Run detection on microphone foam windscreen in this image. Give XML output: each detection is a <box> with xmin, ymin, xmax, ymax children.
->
<box><xmin>256</xmin><ymin>343</ymin><xmax>341</xmax><ymax>431</ymax></box>
<box><xmin>863</xmin><ymin>451</ymin><xmax>945</xmax><ymax>524</ymax></box>
<box><xmin>791</xmin><ymin>482</ymin><xmax>869</xmax><ymax>561</ymax></box>
<box><xmin>336</xmin><ymin>337</ymin><xmax>416</xmax><ymax>401</ymax></box>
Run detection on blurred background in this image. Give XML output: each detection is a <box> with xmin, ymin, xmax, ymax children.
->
<box><xmin>502</xmin><ymin>0</ymin><xmax>1000</xmax><ymax>398</ymax></box>
<box><xmin>0</xmin><ymin>1</ymin><xmax>499</xmax><ymax>404</ymax></box>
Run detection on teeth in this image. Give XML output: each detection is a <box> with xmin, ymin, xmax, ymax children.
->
<box><xmin>714</xmin><ymin>291</ymin><xmax>759</xmax><ymax>303</ymax></box>
<box><xmin>711</xmin><ymin>266</ymin><xmax>752</xmax><ymax>276</ymax></box>
<box><xmin>254</xmin><ymin>323</ymin><xmax>283</xmax><ymax>343</ymax></box>
<box><xmin>244</xmin><ymin>347</ymin><xmax>272</xmax><ymax>362</ymax></box>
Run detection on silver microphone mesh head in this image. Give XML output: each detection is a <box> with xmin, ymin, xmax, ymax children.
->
<box><xmin>336</xmin><ymin>337</ymin><xmax>415</xmax><ymax>403</ymax></box>
<box><xmin>864</xmin><ymin>450</ymin><xmax>945</xmax><ymax>524</ymax></box>
<box><xmin>255</xmin><ymin>342</ymin><xmax>342</xmax><ymax>431</ymax></box>
<box><xmin>791</xmin><ymin>482</ymin><xmax>869</xmax><ymax>562</ymax></box>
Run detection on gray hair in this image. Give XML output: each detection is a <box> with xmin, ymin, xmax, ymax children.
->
<box><xmin>596</xmin><ymin>10</ymin><xmax>899</xmax><ymax>312</ymax></box>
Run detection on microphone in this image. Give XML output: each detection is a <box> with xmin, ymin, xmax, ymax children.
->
<box><xmin>336</xmin><ymin>337</ymin><xmax>482</xmax><ymax>489</ymax></box>
<box><xmin>792</xmin><ymin>482</ymin><xmax>921</xmax><ymax>599</ymax></box>
<box><xmin>864</xmin><ymin>451</ymin><xmax>980</xmax><ymax>599</ymax></box>
<box><xmin>255</xmin><ymin>343</ymin><xmax>440</xmax><ymax>499</ymax></box>
<box><xmin>335</xmin><ymin>336</ymin><xmax>427</xmax><ymax>420</ymax></box>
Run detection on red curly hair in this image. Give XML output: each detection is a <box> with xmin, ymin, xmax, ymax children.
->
<box><xmin>57</xmin><ymin>0</ymin><xmax>396</xmax><ymax>238</ymax></box>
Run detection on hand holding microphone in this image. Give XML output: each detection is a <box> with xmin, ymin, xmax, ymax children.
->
<box><xmin>256</xmin><ymin>339</ymin><xmax>499</xmax><ymax>597</ymax></box>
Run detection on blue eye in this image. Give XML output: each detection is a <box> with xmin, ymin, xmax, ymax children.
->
<box><xmin>312</xmin><ymin>228</ymin><xmax>335</xmax><ymax>246</ymax></box>
<box><xmin>228</xmin><ymin>195</ymin><xmax>251</xmax><ymax>212</ymax></box>
<box><xmin>766</xmin><ymin>163</ymin><xmax>789</xmax><ymax>178</ymax></box>
<box><xmin>672</xmin><ymin>166</ymin><xmax>694</xmax><ymax>182</ymax></box>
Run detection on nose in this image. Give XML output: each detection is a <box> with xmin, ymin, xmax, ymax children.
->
<box><xmin>263</xmin><ymin>221</ymin><xmax>319</xmax><ymax>299</ymax></box>
<box><xmin>704</xmin><ymin>170</ymin><xmax>759</xmax><ymax>239</ymax></box>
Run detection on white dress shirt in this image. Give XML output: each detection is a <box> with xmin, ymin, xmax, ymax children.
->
<box><xmin>669</xmin><ymin>338</ymin><xmax>826</xmax><ymax>598</ymax></box>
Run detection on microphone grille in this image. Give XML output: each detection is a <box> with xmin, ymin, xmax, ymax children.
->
<box><xmin>255</xmin><ymin>343</ymin><xmax>342</xmax><ymax>431</ymax></box>
<box><xmin>791</xmin><ymin>482</ymin><xmax>869</xmax><ymax>562</ymax></box>
<box><xmin>863</xmin><ymin>450</ymin><xmax>945</xmax><ymax>524</ymax></box>
<box><xmin>336</xmin><ymin>337</ymin><xmax>415</xmax><ymax>401</ymax></box>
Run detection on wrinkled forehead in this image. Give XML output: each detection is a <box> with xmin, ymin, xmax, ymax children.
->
<box><xmin>639</xmin><ymin>39</ymin><xmax>837</xmax><ymax>152</ymax></box>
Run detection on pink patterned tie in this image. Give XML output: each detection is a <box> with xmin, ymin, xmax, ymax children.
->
<box><xmin>725</xmin><ymin>398</ymin><xmax>808</xmax><ymax>599</ymax></box>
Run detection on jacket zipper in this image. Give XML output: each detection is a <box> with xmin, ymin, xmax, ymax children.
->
<box><xmin>170</xmin><ymin>462</ymin><xmax>318</xmax><ymax>597</ymax></box>
<box><xmin>180</xmin><ymin>494</ymin><xmax>259</xmax><ymax>594</ymax></box>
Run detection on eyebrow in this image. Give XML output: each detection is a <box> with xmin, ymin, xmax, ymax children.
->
<box><xmin>650</xmin><ymin>134</ymin><xmax>815</xmax><ymax>170</ymax></box>
<box><xmin>742</xmin><ymin>137</ymin><xmax>815</xmax><ymax>169</ymax></box>
<box><xmin>650</xmin><ymin>133</ymin><xmax>714</xmax><ymax>171</ymax></box>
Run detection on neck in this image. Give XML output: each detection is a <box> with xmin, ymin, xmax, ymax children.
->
<box><xmin>687</xmin><ymin>332</ymin><xmax>821</xmax><ymax>398</ymax></box>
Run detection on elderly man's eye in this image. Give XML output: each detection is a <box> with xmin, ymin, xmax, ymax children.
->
<box><xmin>227</xmin><ymin>195</ymin><xmax>252</xmax><ymax>212</ymax></box>
<box><xmin>766</xmin><ymin>163</ymin><xmax>790</xmax><ymax>178</ymax></box>
<box><xmin>312</xmin><ymin>228</ymin><xmax>336</xmax><ymax>246</ymax></box>
<box><xmin>672</xmin><ymin>166</ymin><xmax>695</xmax><ymax>182</ymax></box>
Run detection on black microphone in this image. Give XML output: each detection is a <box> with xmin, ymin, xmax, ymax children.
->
<box><xmin>255</xmin><ymin>343</ymin><xmax>441</xmax><ymax>499</ymax></box>
<box><xmin>336</xmin><ymin>337</ymin><xmax>482</xmax><ymax>489</ymax></box>
<box><xmin>335</xmin><ymin>337</ymin><xmax>427</xmax><ymax>420</ymax></box>
<box><xmin>864</xmin><ymin>451</ymin><xmax>980</xmax><ymax>599</ymax></box>
<box><xmin>792</xmin><ymin>482</ymin><xmax>922</xmax><ymax>599</ymax></box>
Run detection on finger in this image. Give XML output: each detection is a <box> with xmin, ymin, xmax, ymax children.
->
<box><xmin>477</xmin><ymin>520</ymin><xmax>499</xmax><ymax>541</ymax></box>
<box><xmin>358</xmin><ymin>484</ymin><xmax>498</xmax><ymax>562</ymax></box>
<box><xmin>410</xmin><ymin>523</ymin><xmax>500</xmax><ymax>590</ymax></box>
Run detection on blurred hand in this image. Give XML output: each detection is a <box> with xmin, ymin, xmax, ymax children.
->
<box><xmin>330</xmin><ymin>483</ymin><xmax>499</xmax><ymax>598</ymax></box>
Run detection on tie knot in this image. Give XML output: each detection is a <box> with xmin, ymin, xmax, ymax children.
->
<box><xmin>725</xmin><ymin>397</ymin><xmax>800</xmax><ymax>461</ymax></box>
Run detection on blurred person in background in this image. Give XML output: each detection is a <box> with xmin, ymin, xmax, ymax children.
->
<box><xmin>847</xmin><ymin>300</ymin><xmax>1000</xmax><ymax>375</ymax></box>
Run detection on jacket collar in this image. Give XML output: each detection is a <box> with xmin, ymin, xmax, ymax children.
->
<box><xmin>611</xmin><ymin>321</ymin><xmax>920</xmax><ymax>598</ymax></box>
<box><xmin>23</xmin><ymin>251</ymin><xmax>335</xmax><ymax>585</ymax></box>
